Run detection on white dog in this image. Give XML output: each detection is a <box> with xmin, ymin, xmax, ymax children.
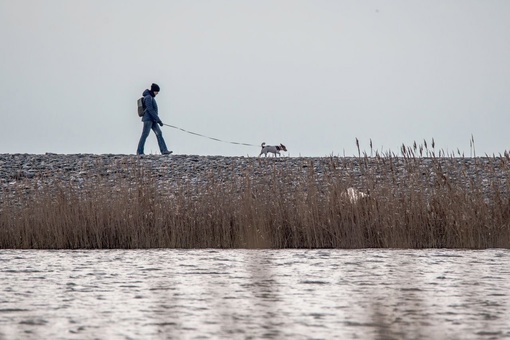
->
<box><xmin>259</xmin><ymin>142</ymin><xmax>287</xmax><ymax>157</ymax></box>
<box><xmin>342</xmin><ymin>187</ymin><xmax>369</xmax><ymax>203</ymax></box>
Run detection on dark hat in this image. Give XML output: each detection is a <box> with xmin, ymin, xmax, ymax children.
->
<box><xmin>151</xmin><ymin>83</ymin><xmax>160</xmax><ymax>92</ymax></box>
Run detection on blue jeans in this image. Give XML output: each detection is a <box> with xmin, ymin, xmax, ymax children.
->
<box><xmin>137</xmin><ymin>121</ymin><xmax>169</xmax><ymax>154</ymax></box>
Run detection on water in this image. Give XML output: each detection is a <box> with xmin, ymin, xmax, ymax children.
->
<box><xmin>1</xmin><ymin>249</ymin><xmax>509</xmax><ymax>340</ymax></box>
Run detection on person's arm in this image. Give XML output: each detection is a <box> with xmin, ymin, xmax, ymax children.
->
<box><xmin>144</xmin><ymin>95</ymin><xmax>163</xmax><ymax>124</ymax></box>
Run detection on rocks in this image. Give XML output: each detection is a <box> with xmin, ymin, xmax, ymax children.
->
<box><xmin>0</xmin><ymin>154</ymin><xmax>509</xmax><ymax>204</ymax></box>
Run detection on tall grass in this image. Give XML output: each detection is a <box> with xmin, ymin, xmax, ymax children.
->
<box><xmin>1</xmin><ymin>152</ymin><xmax>510</xmax><ymax>249</ymax></box>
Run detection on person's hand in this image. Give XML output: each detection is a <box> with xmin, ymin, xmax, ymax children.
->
<box><xmin>158</xmin><ymin>121</ymin><xmax>163</xmax><ymax>127</ymax></box>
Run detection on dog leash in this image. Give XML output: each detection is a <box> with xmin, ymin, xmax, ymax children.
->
<box><xmin>162</xmin><ymin>123</ymin><xmax>259</xmax><ymax>147</ymax></box>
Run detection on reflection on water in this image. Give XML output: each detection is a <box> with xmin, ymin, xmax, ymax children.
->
<box><xmin>1</xmin><ymin>249</ymin><xmax>510</xmax><ymax>339</ymax></box>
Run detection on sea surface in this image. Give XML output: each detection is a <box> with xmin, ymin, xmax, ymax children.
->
<box><xmin>1</xmin><ymin>249</ymin><xmax>509</xmax><ymax>340</ymax></box>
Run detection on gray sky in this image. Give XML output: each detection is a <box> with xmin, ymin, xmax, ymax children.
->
<box><xmin>1</xmin><ymin>1</ymin><xmax>509</xmax><ymax>157</ymax></box>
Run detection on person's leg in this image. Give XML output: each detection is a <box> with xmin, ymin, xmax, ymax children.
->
<box><xmin>151</xmin><ymin>124</ymin><xmax>170</xmax><ymax>154</ymax></box>
<box><xmin>137</xmin><ymin>121</ymin><xmax>153</xmax><ymax>155</ymax></box>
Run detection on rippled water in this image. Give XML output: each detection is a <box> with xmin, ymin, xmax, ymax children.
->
<box><xmin>1</xmin><ymin>249</ymin><xmax>510</xmax><ymax>339</ymax></box>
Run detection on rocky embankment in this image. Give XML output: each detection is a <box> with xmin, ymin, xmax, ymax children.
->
<box><xmin>1</xmin><ymin>153</ymin><xmax>509</xmax><ymax>202</ymax></box>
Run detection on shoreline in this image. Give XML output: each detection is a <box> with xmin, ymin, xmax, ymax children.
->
<box><xmin>1</xmin><ymin>153</ymin><xmax>508</xmax><ymax>191</ymax></box>
<box><xmin>2</xmin><ymin>153</ymin><xmax>510</xmax><ymax>249</ymax></box>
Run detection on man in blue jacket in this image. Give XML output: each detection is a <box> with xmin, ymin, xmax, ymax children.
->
<box><xmin>136</xmin><ymin>83</ymin><xmax>172</xmax><ymax>155</ymax></box>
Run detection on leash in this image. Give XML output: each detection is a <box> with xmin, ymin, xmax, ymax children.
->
<box><xmin>162</xmin><ymin>123</ymin><xmax>258</xmax><ymax>147</ymax></box>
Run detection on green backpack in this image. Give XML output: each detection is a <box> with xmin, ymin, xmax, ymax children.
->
<box><xmin>137</xmin><ymin>97</ymin><xmax>145</xmax><ymax>117</ymax></box>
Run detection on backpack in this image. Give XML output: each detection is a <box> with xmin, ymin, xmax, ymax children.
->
<box><xmin>137</xmin><ymin>97</ymin><xmax>146</xmax><ymax>117</ymax></box>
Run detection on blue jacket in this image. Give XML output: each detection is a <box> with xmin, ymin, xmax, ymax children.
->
<box><xmin>142</xmin><ymin>89</ymin><xmax>162</xmax><ymax>123</ymax></box>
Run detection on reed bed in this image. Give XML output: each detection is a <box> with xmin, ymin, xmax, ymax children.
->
<box><xmin>1</xmin><ymin>151</ymin><xmax>510</xmax><ymax>249</ymax></box>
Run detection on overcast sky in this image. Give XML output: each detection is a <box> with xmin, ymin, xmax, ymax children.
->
<box><xmin>1</xmin><ymin>1</ymin><xmax>509</xmax><ymax>157</ymax></box>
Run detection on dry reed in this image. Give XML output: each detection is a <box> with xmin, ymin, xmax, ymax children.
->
<box><xmin>1</xmin><ymin>148</ymin><xmax>510</xmax><ymax>249</ymax></box>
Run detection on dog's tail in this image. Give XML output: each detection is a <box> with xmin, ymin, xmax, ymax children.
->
<box><xmin>261</xmin><ymin>142</ymin><xmax>266</xmax><ymax>148</ymax></box>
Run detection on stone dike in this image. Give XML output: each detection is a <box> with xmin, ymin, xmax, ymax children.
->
<box><xmin>1</xmin><ymin>153</ymin><xmax>509</xmax><ymax>202</ymax></box>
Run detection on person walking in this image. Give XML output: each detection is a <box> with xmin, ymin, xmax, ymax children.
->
<box><xmin>136</xmin><ymin>83</ymin><xmax>172</xmax><ymax>155</ymax></box>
